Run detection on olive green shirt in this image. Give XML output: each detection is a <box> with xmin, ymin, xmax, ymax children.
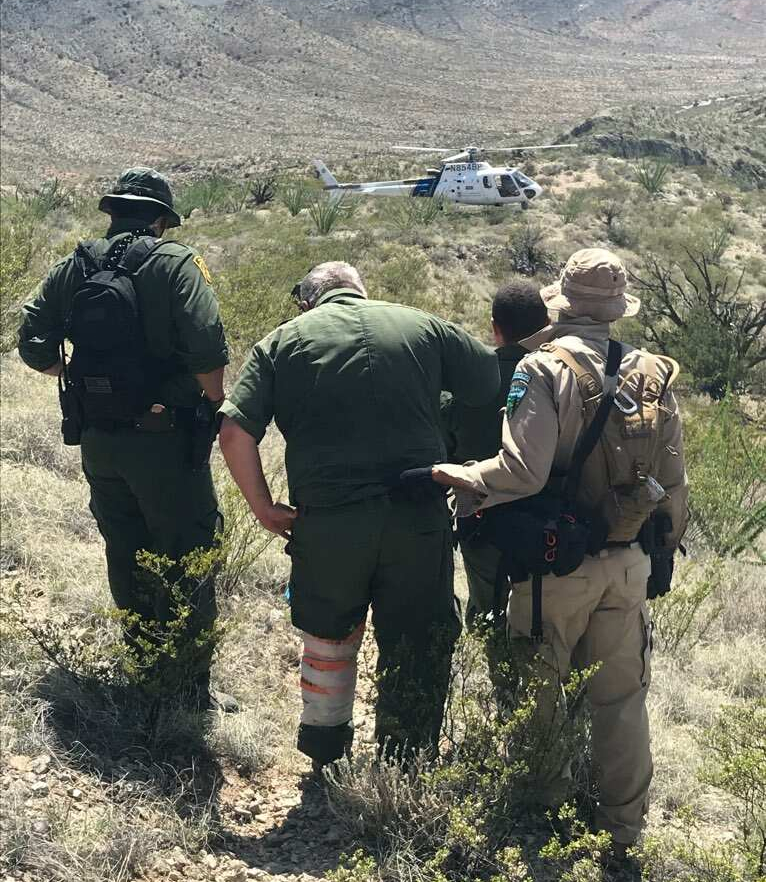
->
<box><xmin>17</xmin><ymin>217</ymin><xmax>228</xmax><ymax>407</ymax></box>
<box><xmin>440</xmin><ymin>343</ymin><xmax>527</xmax><ymax>464</ymax></box>
<box><xmin>221</xmin><ymin>289</ymin><xmax>500</xmax><ymax>507</ymax></box>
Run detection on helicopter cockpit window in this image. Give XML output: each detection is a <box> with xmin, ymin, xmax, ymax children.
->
<box><xmin>513</xmin><ymin>171</ymin><xmax>533</xmax><ymax>188</ymax></box>
<box><xmin>496</xmin><ymin>175</ymin><xmax>520</xmax><ymax>198</ymax></box>
<box><xmin>483</xmin><ymin>176</ymin><xmax>493</xmax><ymax>189</ymax></box>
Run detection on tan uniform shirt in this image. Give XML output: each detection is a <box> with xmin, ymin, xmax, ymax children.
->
<box><xmin>439</xmin><ymin>315</ymin><xmax>689</xmax><ymax>548</ymax></box>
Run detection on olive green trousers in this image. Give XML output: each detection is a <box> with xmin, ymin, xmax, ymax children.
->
<box><xmin>459</xmin><ymin>535</ymin><xmax>502</xmax><ymax>626</ymax></box>
<box><xmin>287</xmin><ymin>491</ymin><xmax>461</xmax><ymax>764</ymax></box>
<box><xmin>81</xmin><ymin>426</ymin><xmax>220</xmax><ymax>685</ymax></box>
<box><xmin>506</xmin><ymin>544</ymin><xmax>653</xmax><ymax>845</ymax></box>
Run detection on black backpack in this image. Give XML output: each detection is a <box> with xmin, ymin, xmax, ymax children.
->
<box><xmin>65</xmin><ymin>235</ymin><xmax>162</xmax><ymax>424</ymax></box>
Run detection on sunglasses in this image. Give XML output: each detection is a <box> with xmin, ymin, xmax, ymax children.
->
<box><xmin>290</xmin><ymin>265</ymin><xmax>318</xmax><ymax>306</ymax></box>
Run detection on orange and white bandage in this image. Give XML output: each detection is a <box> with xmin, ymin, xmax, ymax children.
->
<box><xmin>300</xmin><ymin>623</ymin><xmax>366</xmax><ymax>728</ymax></box>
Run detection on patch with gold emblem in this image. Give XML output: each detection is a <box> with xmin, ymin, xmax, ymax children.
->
<box><xmin>193</xmin><ymin>255</ymin><xmax>213</xmax><ymax>285</ymax></box>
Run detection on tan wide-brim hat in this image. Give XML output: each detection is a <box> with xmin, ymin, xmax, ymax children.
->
<box><xmin>541</xmin><ymin>247</ymin><xmax>640</xmax><ymax>322</ymax></box>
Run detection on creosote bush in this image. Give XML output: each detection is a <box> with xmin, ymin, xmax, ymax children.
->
<box><xmin>323</xmin><ymin>631</ymin><xmax>603</xmax><ymax>881</ymax></box>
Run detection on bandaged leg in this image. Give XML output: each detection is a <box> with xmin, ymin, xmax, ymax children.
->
<box><xmin>297</xmin><ymin>622</ymin><xmax>365</xmax><ymax>764</ymax></box>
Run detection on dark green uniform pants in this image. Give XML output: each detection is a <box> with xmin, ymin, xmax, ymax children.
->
<box><xmin>460</xmin><ymin>535</ymin><xmax>502</xmax><ymax>627</ymax></box>
<box><xmin>81</xmin><ymin>426</ymin><xmax>220</xmax><ymax>688</ymax></box>
<box><xmin>288</xmin><ymin>491</ymin><xmax>460</xmax><ymax>764</ymax></box>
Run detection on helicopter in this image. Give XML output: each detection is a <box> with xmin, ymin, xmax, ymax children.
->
<box><xmin>312</xmin><ymin>143</ymin><xmax>576</xmax><ymax>209</ymax></box>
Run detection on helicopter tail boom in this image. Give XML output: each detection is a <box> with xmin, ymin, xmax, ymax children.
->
<box><xmin>313</xmin><ymin>159</ymin><xmax>341</xmax><ymax>189</ymax></box>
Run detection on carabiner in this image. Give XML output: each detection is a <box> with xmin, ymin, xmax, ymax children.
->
<box><xmin>614</xmin><ymin>388</ymin><xmax>639</xmax><ymax>415</ymax></box>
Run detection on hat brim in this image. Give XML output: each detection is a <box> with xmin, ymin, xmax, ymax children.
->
<box><xmin>99</xmin><ymin>193</ymin><xmax>182</xmax><ymax>228</ymax></box>
<box><xmin>541</xmin><ymin>281</ymin><xmax>641</xmax><ymax>321</ymax></box>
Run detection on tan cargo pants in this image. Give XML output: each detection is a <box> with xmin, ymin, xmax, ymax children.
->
<box><xmin>507</xmin><ymin>544</ymin><xmax>653</xmax><ymax>845</ymax></box>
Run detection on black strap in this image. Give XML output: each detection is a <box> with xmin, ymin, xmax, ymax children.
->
<box><xmin>564</xmin><ymin>339</ymin><xmax>622</xmax><ymax>503</ymax></box>
<box><xmin>73</xmin><ymin>241</ymin><xmax>101</xmax><ymax>278</ymax></box>
<box><xmin>118</xmin><ymin>236</ymin><xmax>162</xmax><ymax>274</ymax></box>
<box><xmin>531</xmin><ymin>573</ymin><xmax>544</xmax><ymax>642</ymax></box>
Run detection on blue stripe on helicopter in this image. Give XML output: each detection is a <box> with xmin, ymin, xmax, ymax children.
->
<box><xmin>412</xmin><ymin>177</ymin><xmax>438</xmax><ymax>198</ymax></box>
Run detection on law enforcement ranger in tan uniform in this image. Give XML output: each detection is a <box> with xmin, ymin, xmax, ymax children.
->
<box><xmin>433</xmin><ymin>249</ymin><xmax>689</xmax><ymax>854</ymax></box>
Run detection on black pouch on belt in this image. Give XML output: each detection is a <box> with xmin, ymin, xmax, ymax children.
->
<box><xmin>189</xmin><ymin>399</ymin><xmax>217</xmax><ymax>472</ymax></box>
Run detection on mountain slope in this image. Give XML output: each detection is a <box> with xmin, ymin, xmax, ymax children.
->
<box><xmin>1</xmin><ymin>0</ymin><xmax>763</xmax><ymax>177</ymax></box>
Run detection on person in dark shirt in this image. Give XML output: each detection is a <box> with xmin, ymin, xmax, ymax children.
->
<box><xmin>440</xmin><ymin>280</ymin><xmax>547</xmax><ymax>625</ymax></box>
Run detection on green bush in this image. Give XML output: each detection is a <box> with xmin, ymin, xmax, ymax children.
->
<box><xmin>1</xmin><ymin>178</ymin><xmax>74</xmax><ymax>220</ymax></box>
<box><xmin>557</xmin><ymin>190</ymin><xmax>588</xmax><ymax>225</ymax></box>
<box><xmin>630</xmin><ymin>251</ymin><xmax>766</xmax><ymax>397</ymax></box>
<box><xmin>0</xmin><ymin>218</ymin><xmax>37</xmax><ymax>352</ymax></box>
<box><xmin>506</xmin><ymin>223</ymin><xmax>558</xmax><ymax>276</ymax></box>
<box><xmin>701</xmin><ymin>702</ymin><xmax>766</xmax><ymax>876</ymax></box>
<box><xmin>365</xmin><ymin>244</ymin><xmax>432</xmax><ymax>308</ymax></box>
<box><xmin>683</xmin><ymin>396</ymin><xmax>766</xmax><ymax>559</ymax></box>
<box><xmin>175</xmin><ymin>175</ymin><xmax>235</xmax><ymax>217</ymax></box>
<box><xmin>382</xmin><ymin>196</ymin><xmax>445</xmax><ymax>230</ymax></box>
<box><xmin>323</xmin><ymin>632</ymin><xmax>602</xmax><ymax>882</ymax></box>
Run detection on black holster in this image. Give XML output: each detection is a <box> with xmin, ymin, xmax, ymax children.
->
<box><xmin>641</xmin><ymin>512</ymin><xmax>675</xmax><ymax>600</ymax></box>
<box><xmin>189</xmin><ymin>399</ymin><xmax>217</xmax><ymax>472</ymax></box>
<box><xmin>58</xmin><ymin>365</ymin><xmax>83</xmax><ymax>446</ymax></box>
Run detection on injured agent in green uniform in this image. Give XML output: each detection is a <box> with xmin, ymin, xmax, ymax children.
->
<box><xmin>219</xmin><ymin>261</ymin><xmax>500</xmax><ymax>769</ymax></box>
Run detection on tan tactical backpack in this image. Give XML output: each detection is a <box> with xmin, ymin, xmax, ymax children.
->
<box><xmin>540</xmin><ymin>342</ymin><xmax>681</xmax><ymax>543</ymax></box>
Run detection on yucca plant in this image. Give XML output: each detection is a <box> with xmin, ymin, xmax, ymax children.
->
<box><xmin>634</xmin><ymin>160</ymin><xmax>670</xmax><ymax>196</ymax></box>
<box><xmin>279</xmin><ymin>180</ymin><xmax>312</xmax><ymax>216</ymax></box>
<box><xmin>308</xmin><ymin>193</ymin><xmax>350</xmax><ymax>235</ymax></box>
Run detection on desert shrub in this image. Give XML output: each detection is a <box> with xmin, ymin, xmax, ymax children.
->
<box><xmin>630</xmin><ymin>251</ymin><xmax>766</xmax><ymax>397</ymax></box>
<box><xmin>175</xmin><ymin>175</ymin><xmax>235</xmax><ymax>217</ymax></box>
<box><xmin>682</xmin><ymin>396</ymin><xmax>766</xmax><ymax>559</ymax></box>
<box><xmin>279</xmin><ymin>179</ymin><xmax>312</xmax><ymax>216</ymax></box>
<box><xmin>0</xmin><ymin>217</ymin><xmax>38</xmax><ymax>352</ymax></box>
<box><xmin>557</xmin><ymin>190</ymin><xmax>588</xmax><ymax>224</ymax></box>
<box><xmin>635</xmin><ymin>159</ymin><xmax>671</xmax><ymax>195</ymax></box>
<box><xmin>2</xmin><ymin>178</ymin><xmax>74</xmax><ymax>220</ymax></box>
<box><xmin>506</xmin><ymin>223</ymin><xmax>558</xmax><ymax>276</ymax></box>
<box><xmin>701</xmin><ymin>702</ymin><xmax>766</xmax><ymax>876</ymax></box>
<box><xmin>242</xmin><ymin>172</ymin><xmax>277</xmax><ymax>207</ymax></box>
<box><xmin>638</xmin><ymin>820</ymin><xmax>758</xmax><ymax>882</ymax></box>
<box><xmin>382</xmin><ymin>196</ymin><xmax>444</xmax><ymax>230</ymax></box>
<box><xmin>650</xmin><ymin>558</ymin><xmax>725</xmax><ymax>655</ymax></box>
<box><xmin>365</xmin><ymin>243</ymin><xmax>432</xmax><ymax>309</ymax></box>
<box><xmin>323</xmin><ymin>632</ymin><xmax>603</xmax><ymax>881</ymax></box>
<box><xmin>704</xmin><ymin>223</ymin><xmax>734</xmax><ymax>265</ymax></box>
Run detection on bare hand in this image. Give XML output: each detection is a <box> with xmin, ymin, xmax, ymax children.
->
<box><xmin>431</xmin><ymin>465</ymin><xmax>474</xmax><ymax>488</ymax></box>
<box><xmin>257</xmin><ymin>502</ymin><xmax>298</xmax><ymax>539</ymax></box>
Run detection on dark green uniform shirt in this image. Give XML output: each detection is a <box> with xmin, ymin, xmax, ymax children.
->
<box><xmin>221</xmin><ymin>289</ymin><xmax>500</xmax><ymax>507</ymax></box>
<box><xmin>17</xmin><ymin>217</ymin><xmax>228</xmax><ymax>407</ymax></box>
<box><xmin>440</xmin><ymin>343</ymin><xmax>527</xmax><ymax>463</ymax></box>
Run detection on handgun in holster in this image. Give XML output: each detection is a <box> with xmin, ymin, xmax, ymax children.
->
<box><xmin>641</xmin><ymin>511</ymin><xmax>675</xmax><ymax>600</ymax></box>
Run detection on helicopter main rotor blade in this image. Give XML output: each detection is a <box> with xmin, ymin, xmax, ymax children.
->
<box><xmin>391</xmin><ymin>145</ymin><xmax>455</xmax><ymax>153</ymax></box>
<box><xmin>489</xmin><ymin>143</ymin><xmax>577</xmax><ymax>152</ymax></box>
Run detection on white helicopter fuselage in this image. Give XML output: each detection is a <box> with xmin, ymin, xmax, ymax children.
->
<box><xmin>313</xmin><ymin>159</ymin><xmax>543</xmax><ymax>207</ymax></box>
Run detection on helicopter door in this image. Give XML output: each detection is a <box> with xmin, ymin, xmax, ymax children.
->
<box><xmin>495</xmin><ymin>174</ymin><xmax>520</xmax><ymax>199</ymax></box>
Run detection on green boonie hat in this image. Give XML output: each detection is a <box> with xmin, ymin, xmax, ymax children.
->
<box><xmin>98</xmin><ymin>167</ymin><xmax>182</xmax><ymax>228</ymax></box>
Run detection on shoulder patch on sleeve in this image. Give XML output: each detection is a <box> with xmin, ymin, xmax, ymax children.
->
<box><xmin>506</xmin><ymin>370</ymin><xmax>531</xmax><ymax>417</ymax></box>
<box><xmin>193</xmin><ymin>254</ymin><xmax>213</xmax><ymax>285</ymax></box>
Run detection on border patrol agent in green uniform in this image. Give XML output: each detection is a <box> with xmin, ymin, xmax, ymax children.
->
<box><xmin>219</xmin><ymin>261</ymin><xmax>500</xmax><ymax>767</ymax></box>
<box><xmin>18</xmin><ymin>168</ymin><xmax>235</xmax><ymax>710</ymax></box>
<box><xmin>440</xmin><ymin>281</ymin><xmax>547</xmax><ymax>626</ymax></box>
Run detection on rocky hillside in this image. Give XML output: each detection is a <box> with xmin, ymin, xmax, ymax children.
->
<box><xmin>1</xmin><ymin>0</ymin><xmax>764</xmax><ymax>177</ymax></box>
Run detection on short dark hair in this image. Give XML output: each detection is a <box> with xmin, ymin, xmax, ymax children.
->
<box><xmin>105</xmin><ymin>198</ymin><xmax>167</xmax><ymax>224</ymax></box>
<box><xmin>492</xmin><ymin>281</ymin><xmax>547</xmax><ymax>343</ymax></box>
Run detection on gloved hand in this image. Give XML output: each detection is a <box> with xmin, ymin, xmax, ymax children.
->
<box><xmin>398</xmin><ymin>466</ymin><xmax>437</xmax><ymax>485</ymax></box>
